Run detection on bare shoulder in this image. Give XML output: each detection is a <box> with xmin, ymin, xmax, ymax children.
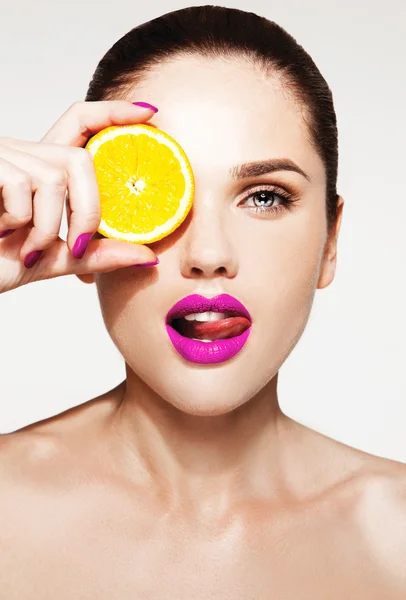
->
<box><xmin>287</xmin><ymin>416</ymin><xmax>406</xmax><ymax>494</ymax></box>
<box><xmin>298</xmin><ymin>424</ymin><xmax>406</xmax><ymax>587</ymax></box>
<box><xmin>338</xmin><ymin>437</ymin><xmax>406</xmax><ymax>505</ymax></box>
<box><xmin>0</xmin><ymin>388</ymin><xmax>120</xmax><ymax>490</ymax></box>
<box><xmin>353</xmin><ymin>450</ymin><xmax>406</xmax><ymax>527</ymax></box>
<box><xmin>0</xmin><ymin>390</ymin><xmax>123</xmax><ymax>586</ymax></box>
<box><xmin>318</xmin><ymin>429</ymin><xmax>406</xmax><ymax>574</ymax></box>
<box><xmin>294</xmin><ymin>420</ymin><xmax>406</xmax><ymax>539</ymax></box>
<box><xmin>350</xmin><ymin>452</ymin><xmax>406</xmax><ymax>584</ymax></box>
<box><xmin>316</xmin><ymin>425</ymin><xmax>406</xmax><ymax>508</ymax></box>
<box><xmin>353</xmin><ymin>449</ymin><xmax>406</xmax><ymax>527</ymax></box>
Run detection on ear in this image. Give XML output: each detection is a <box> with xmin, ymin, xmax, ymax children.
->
<box><xmin>317</xmin><ymin>195</ymin><xmax>344</xmax><ymax>290</ymax></box>
<box><xmin>75</xmin><ymin>274</ymin><xmax>95</xmax><ymax>284</ymax></box>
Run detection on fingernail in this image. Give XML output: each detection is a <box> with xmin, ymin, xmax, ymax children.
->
<box><xmin>132</xmin><ymin>257</ymin><xmax>160</xmax><ymax>267</ymax></box>
<box><xmin>24</xmin><ymin>250</ymin><xmax>43</xmax><ymax>269</ymax></box>
<box><xmin>0</xmin><ymin>229</ymin><xmax>16</xmax><ymax>239</ymax></box>
<box><xmin>72</xmin><ymin>232</ymin><xmax>93</xmax><ymax>259</ymax></box>
<box><xmin>132</xmin><ymin>101</ymin><xmax>158</xmax><ymax>113</ymax></box>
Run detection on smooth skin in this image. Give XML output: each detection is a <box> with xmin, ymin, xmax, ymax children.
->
<box><xmin>0</xmin><ymin>56</ymin><xmax>406</xmax><ymax>599</ymax></box>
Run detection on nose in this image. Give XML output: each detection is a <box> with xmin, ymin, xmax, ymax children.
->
<box><xmin>179</xmin><ymin>197</ymin><xmax>238</xmax><ymax>280</ymax></box>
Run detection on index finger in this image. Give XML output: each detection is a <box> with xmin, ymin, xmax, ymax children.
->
<box><xmin>40</xmin><ymin>100</ymin><xmax>158</xmax><ymax>147</ymax></box>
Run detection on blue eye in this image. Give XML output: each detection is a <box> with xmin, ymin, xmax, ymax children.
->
<box><xmin>239</xmin><ymin>186</ymin><xmax>299</xmax><ymax>215</ymax></box>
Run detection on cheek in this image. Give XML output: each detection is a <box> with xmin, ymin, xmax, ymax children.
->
<box><xmin>245</xmin><ymin>212</ymin><xmax>325</xmax><ymax>351</ymax></box>
<box><xmin>243</xmin><ymin>210</ymin><xmax>325</xmax><ymax>289</ymax></box>
<box><xmin>95</xmin><ymin>270</ymin><xmax>154</xmax><ymax>340</ymax></box>
<box><xmin>95</xmin><ymin>268</ymin><xmax>168</xmax><ymax>380</ymax></box>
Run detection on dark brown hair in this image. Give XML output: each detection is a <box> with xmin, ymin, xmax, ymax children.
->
<box><xmin>85</xmin><ymin>5</ymin><xmax>339</xmax><ymax>234</ymax></box>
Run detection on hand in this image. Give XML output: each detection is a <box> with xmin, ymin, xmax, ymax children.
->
<box><xmin>0</xmin><ymin>100</ymin><xmax>159</xmax><ymax>294</ymax></box>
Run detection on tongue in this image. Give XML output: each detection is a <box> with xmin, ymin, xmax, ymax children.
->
<box><xmin>175</xmin><ymin>316</ymin><xmax>251</xmax><ymax>341</ymax></box>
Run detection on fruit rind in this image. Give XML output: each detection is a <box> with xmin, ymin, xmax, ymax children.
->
<box><xmin>85</xmin><ymin>124</ymin><xmax>194</xmax><ymax>244</ymax></box>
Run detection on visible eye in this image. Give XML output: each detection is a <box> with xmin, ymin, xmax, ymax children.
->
<box><xmin>238</xmin><ymin>185</ymin><xmax>300</xmax><ymax>216</ymax></box>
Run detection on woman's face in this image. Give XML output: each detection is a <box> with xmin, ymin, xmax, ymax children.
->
<box><xmin>89</xmin><ymin>55</ymin><xmax>343</xmax><ymax>416</ymax></box>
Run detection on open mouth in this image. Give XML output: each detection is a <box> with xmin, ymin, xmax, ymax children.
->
<box><xmin>169</xmin><ymin>311</ymin><xmax>251</xmax><ymax>342</ymax></box>
<box><xmin>165</xmin><ymin>294</ymin><xmax>252</xmax><ymax>364</ymax></box>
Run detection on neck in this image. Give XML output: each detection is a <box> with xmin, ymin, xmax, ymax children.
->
<box><xmin>111</xmin><ymin>368</ymin><xmax>296</xmax><ymax>510</ymax></box>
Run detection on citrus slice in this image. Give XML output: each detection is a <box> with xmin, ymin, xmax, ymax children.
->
<box><xmin>84</xmin><ymin>124</ymin><xmax>194</xmax><ymax>244</ymax></box>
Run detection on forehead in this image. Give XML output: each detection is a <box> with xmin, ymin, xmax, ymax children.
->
<box><xmin>128</xmin><ymin>54</ymin><xmax>324</xmax><ymax>181</ymax></box>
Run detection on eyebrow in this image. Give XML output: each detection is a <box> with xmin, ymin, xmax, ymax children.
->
<box><xmin>229</xmin><ymin>158</ymin><xmax>311</xmax><ymax>182</ymax></box>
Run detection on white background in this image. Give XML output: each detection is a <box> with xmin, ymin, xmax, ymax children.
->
<box><xmin>0</xmin><ymin>0</ymin><xmax>405</xmax><ymax>461</ymax></box>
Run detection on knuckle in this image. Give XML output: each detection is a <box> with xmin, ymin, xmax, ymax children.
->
<box><xmin>71</xmin><ymin>146</ymin><xmax>94</xmax><ymax>167</ymax></box>
<box><xmin>71</xmin><ymin>207</ymin><xmax>100</xmax><ymax>227</ymax></box>
<box><xmin>70</xmin><ymin>101</ymin><xmax>84</xmax><ymax>112</ymax></box>
<box><xmin>69</xmin><ymin>103</ymin><xmax>96</xmax><ymax>141</ymax></box>
<box><xmin>88</xmin><ymin>210</ymin><xmax>101</xmax><ymax>224</ymax></box>
<box><xmin>33</xmin><ymin>228</ymin><xmax>59</xmax><ymax>245</ymax></box>
<box><xmin>41</xmin><ymin>168</ymin><xmax>68</xmax><ymax>188</ymax></box>
<box><xmin>12</xmin><ymin>172</ymin><xmax>32</xmax><ymax>188</ymax></box>
<box><xmin>82</xmin><ymin>210</ymin><xmax>101</xmax><ymax>227</ymax></box>
<box><xmin>12</xmin><ymin>212</ymin><xmax>32</xmax><ymax>226</ymax></box>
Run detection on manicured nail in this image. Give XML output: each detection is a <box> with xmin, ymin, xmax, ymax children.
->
<box><xmin>0</xmin><ymin>229</ymin><xmax>16</xmax><ymax>239</ymax></box>
<box><xmin>24</xmin><ymin>250</ymin><xmax>43</xmax><ymax>269</ymax></box>
<box><xmin>132</xmin><ymin>101</ymin><xmax>158</xmax><ymax>113</ymax></box>
<box><xmin>132</xmin><ymin>257</ymin><xmax>160</xmax><ymax>267</ymax></box>
<box><xmin>72</xmin><ymin>232</ymin><xmax>93</xmax><ymax>259</ymax></box>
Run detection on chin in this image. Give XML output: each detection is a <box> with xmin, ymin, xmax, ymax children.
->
<box><xmin>148</xmin><ymin>369</ymin><xmax>259</xmax><ymax>417</ymax></box>
<box><xmin>123</xmin><ymin>336</ymin><xmax>278</xmax><ymax>417</ymax></box>
<box><xmin>168</xmin><ymin>396</ymin><xmax>245</xmax><ymax>417</ymax></box>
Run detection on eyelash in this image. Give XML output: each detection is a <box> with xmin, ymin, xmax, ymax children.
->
<box><xmin>238</xmin><ymin>185</ymin><xmax>300</xmax><ymax>215</ymax></box>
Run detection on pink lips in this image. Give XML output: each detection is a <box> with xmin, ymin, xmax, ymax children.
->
<box><xmin>165</xmin><ymin>293</ymin><xmax>252</xmax><ymax>365</ymax></box>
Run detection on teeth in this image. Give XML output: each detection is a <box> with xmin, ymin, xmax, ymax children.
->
<box><xmin>184</xmin><ymin>311</ymin><xmax>228</xmax><ymax>322</ymax></box>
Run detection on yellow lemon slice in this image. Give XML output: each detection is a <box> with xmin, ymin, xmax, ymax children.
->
<box><xmin>85</xmin><ymin>124</ymin><xmax>194</xmax><ymax>244</ymax></box>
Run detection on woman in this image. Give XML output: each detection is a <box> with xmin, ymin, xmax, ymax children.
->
<box><xmin>0</xmin><ymin>5</ymin><xmax>405</xmax><ymax>598</ymax></box>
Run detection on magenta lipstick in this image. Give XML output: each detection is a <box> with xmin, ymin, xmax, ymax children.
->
<box><xmin>165</xmin><ymin>293</ymin><xmax>252</xmax><ymax>364</ymax></box>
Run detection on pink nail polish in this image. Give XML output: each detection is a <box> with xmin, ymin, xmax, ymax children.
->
<box><xmin>0</xmin><ymin>229</ymin><xmax>16</xmax><ymax>239</ymax></box>
<box><xmin>132</xmin><ymin>101</ymin><xmax>158</xmax><ymax>113</ymax></box>
<box><xmin>24</xmin><ymin>250</ymin><xmax>43</xmax><ymax>269</ymax></box>
<box><xmin>132</xmin><ymin>258</ymin><xmax>160</xmax><ymax>267</ymax></box>
<box><xmin>72</xmin><ymin>232</ymin><xmax>92</xmax><ymax>259</ymax></box>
